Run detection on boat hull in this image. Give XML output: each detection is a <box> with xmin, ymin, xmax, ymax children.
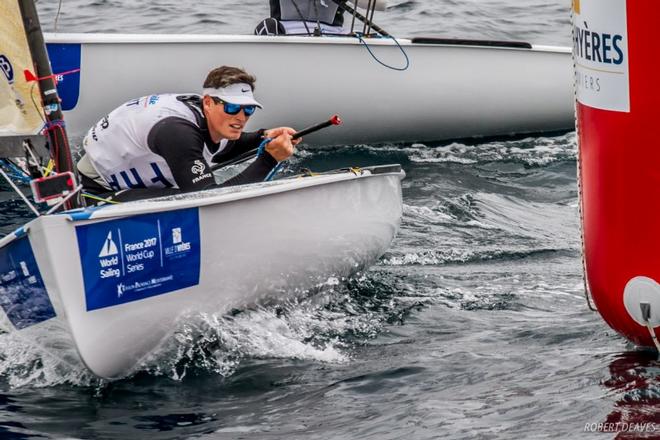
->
<box><xmin>0</xmin><ymin>166</ymin><xmax>404</xmax><ymax>379</ymax></box>
<box><xmin>45</xmin><ymin>34</ymin><xmax>574</xmax><ymax>145</ymax></box>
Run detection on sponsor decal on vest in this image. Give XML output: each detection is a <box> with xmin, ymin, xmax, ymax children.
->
<box><xmin>124</xmin><ymin>95</ymin><xmax>161</xmax><ymax>108</ymax></box>
<box><xmin>573</xmin><ymin>0</ymin><xmax>629</xmax><ymax>112</ymax></box>
<box><xmin>190</xmin><ymin>160</ymin><xmax>212</xmax><ymax>184</ymax></box>
<box><xmin>191</xmin><ymin>160</ymin><xmax>206</xmax><ymax>175</ymax></box>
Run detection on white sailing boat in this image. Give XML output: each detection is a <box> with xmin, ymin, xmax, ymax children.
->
<box><xmin>43</xmin><ymin>1</ymin><xmax>574</xmax><ymax>146</ymax></box>
<box><xmin>0</xmin><ymin>0</ymin><xmax>404</xmax><ymax>379</ymax></box>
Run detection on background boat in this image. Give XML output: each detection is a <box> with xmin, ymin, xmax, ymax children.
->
<box><xmin>45</xmin><ymin>33</ymin><xmax>574</xmax><ymax>145</ymax></box>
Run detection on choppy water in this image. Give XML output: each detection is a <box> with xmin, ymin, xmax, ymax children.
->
<box><xmin>1</xmin><ymin>1</ymin><xmax>658</xmax><ymax>439</ymax></box>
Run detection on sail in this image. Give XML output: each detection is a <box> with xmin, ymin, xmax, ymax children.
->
<box><xmin>0</xmin><ymin>1</ymin><xmax>44</xmax><ymax>137</ymax></box>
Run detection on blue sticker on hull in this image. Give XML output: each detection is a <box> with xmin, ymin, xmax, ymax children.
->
<box><xmin>46</xmin><ymin>43</ymin><xmax>81</xmax><ymax>111</ymax></box>
<box><xmin>76</xmin><ymin>208</ymin><xmax>201</xmax><ymax>311</ymax></box>
<box><xmin>0</xmin><ymin>237</ymin><xmax>56</xmax><ymax>330</ymax></box>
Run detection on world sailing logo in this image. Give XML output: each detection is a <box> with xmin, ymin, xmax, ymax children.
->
<box><xmin>98</xmin><ymin>231</ymin><xmax>120</xmax><ymax>279</ymax></box>
<box><xmin>99</xmin><ymin>231</ymin><xmax>118</xmax><ymax>257</ymax></box>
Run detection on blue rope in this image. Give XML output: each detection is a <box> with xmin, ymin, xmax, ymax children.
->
<box><xmin>355</xmin><ymin>33</ymin><xmax>410</xmax><ymax>71</ymax></box>
<box><xmin>42</xmin><ymin>119</ymin><xmax>66</xmax><ymax>132</ymax></box>
<box><xmin>256</xmin><ymin>138</ymin><xmax>272</xmax><ymax>157</ymax></box>
<box><xmin>256</xmin><ymin>137</ymin><xmax>282</xmax><ymax>181</ymax></box>
<box><xmin>265</xmin><ymin>163</ymin><xmax>283</xmax><ymax>182</ymax></box>
<box><xmin>0</xmin><ymin>160</ymin><xmax>31</xmax><ymax>185</ymax></box>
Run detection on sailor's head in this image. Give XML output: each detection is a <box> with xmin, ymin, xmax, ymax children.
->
<box><xmin>202</xmin><ymin>66</ymin><xmax>263</xmax><ymax>142</ymax></box>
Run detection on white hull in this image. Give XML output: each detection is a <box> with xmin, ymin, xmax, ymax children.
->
<box><xmin>0</xmin><ymin>166</ymin><xmax>404</xmax><ymax>379</ymax></box>
<box><xmin>45</xmin><ymin>34</ymin><xmax>574</xmax><ymax>145</ymax></box>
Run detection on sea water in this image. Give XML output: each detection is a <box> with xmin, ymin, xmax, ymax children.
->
<box><xmin>0</xmin><ymin>1</ymin><xmax>658</xmax><ymax>439</ymax></box>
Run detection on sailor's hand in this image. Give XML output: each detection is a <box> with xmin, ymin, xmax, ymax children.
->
<box><xmin>264</xmin><ymin>127</ymin><xmax>302</xmax><ymax>146</ymax></box>
<box><xmin>265</xmin><ymin>131</ymin><xmax>295</xmax><ymax>162</ymax></box>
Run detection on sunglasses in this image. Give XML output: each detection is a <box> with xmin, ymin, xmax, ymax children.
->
<box><xmin>212</xmin><ymin>97</ymin><xmax>257</xmax><ymax>116</ymax></box>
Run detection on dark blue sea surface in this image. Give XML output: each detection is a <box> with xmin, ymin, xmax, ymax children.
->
<box><xmin>1</xmin><ymin>1</ymin><xmax>658</xmax><ymax>439</ymax></box>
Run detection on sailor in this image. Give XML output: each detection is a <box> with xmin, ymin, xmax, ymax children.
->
<box><xmin>77</xmin><ymin>65</ymin><xmax>300</xmax><ymax>200</ymax></box>
<box><xmin>255</xmin><ymin>0</ymin><xmax>346</xmax><ymax>36</ymax></box>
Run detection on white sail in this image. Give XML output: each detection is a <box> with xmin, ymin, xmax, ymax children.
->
<box><xmin>0</xmin><ymin>1</ymin><xmax>44</xmax><ymax>137</ymax></box>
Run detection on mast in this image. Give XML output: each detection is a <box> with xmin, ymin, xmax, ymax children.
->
<box><xmin>18</xmin><ymin>0</ymin><xmax>81</xmax><ymax>208</ymax></box>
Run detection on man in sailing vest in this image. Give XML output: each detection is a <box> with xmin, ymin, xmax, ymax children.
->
<box><xmin>77</xmin><ymin>66</ymin><xmax>299</xmax><ymax>198</ymax></box>
<box><xmin>255</xmin><ymin>0</ymin><xmax>346</xmax><ymax>35</ymax></box>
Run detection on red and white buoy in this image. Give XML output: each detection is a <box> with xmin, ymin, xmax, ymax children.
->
<box><xmin>575</xmin><ymin>0</ymin><xmax>660</xmax><ymax>349</ymax></box>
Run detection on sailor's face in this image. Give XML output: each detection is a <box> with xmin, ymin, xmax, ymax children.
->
<box><xmin>204</xmin><ymin>96</ymin><xmax>248</xmax><ymax>142</ymax></box>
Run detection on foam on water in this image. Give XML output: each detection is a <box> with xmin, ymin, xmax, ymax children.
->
<box><xmin>143</xmin><ymin>299</ymin><xmax>351</xmax><ymax>382</ymax></box>
<box><xmin>404</xmin><ymin>132</ymin><xmax>577</xmax><ymax>166</ymax></box>
<box><xmin>0</xmin><ymin>331</ymin><xmax>95</xmax><ymax>388</ymax></box>
<box><xmin>0</xmin><ymin>273</ymin><xmax>419</xmax><ymax>388</ymax></box>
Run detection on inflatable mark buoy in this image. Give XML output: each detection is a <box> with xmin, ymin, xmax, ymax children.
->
<box><xmin>574</xmin><ymin>0</ymin><xmax>660</xmax><ymax>349</ymax></box>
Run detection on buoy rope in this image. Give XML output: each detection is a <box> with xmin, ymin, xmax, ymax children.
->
<box><xmin>354</xmin><ymin>33</ymin><xmax>410</xmax><ymax>71</ymax></box>
<box><xmin>645</xmin><ymin>322</ymin><xmax>660</xmax><ymax>354</ymax></box>
<box><xmin>571</xmin><ymin>7</ymin><xmax>597</xmax><ymax>312</ymax></box>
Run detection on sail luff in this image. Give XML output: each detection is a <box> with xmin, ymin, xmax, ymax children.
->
<box><xmin>18</xmin><ymin>0</ymin><xmax>80</xmax><ymax>208</ymax></box>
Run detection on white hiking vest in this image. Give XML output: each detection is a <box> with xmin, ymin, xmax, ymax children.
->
<box><xmin>82</xmin><ymin>94</ymin><xmax>225</xmax><ymax>191</ymax></box>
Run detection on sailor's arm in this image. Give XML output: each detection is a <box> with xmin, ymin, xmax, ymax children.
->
<box><xmin>152</xmin><ymin>120</ymin><xmax>297</xmax><ymax>190</ymax></box>
<box><xmin>263</xmin><ymin>127</ymin><xmax>300</xmax><ymax>161</ymax></box>
<box><xmin>216</xmin><ymin>129</ymin><xmax>296</xmax><ymax>187</ymax></box>
<box><xmin>211</xmin><ymin>127</ymin><xmax>300</xmax><ymax>163</ymax></box>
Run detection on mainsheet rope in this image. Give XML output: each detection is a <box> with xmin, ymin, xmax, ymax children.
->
<box><xmin>354</xmin><ymin>33</ymin><xmax>410</xmax><ymax>71</ymax></box>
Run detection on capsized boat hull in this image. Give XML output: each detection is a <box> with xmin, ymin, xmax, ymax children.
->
<box><xmin>45</xmin><ymin>33</ymin><xmax>574</xmax><ymax>145</ymax></box>
<box><xmin>0</xmin><ymin>165</ymin><xmax>404</xmax><ymax>379</ymax></box>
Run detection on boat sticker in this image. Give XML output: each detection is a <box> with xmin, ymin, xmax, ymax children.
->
<box><xmin>46</xmin><ymin>43</ymin><xmax>81</xmax><ymax>111</ymax></box>
<box><xmin>76</xmin><ymin>208</ymin><xmax>201</xmax><ymax>311</ymax></box>
<box><xmin>573</xmin><ymin>0</ymin><xmax>629</xmax><ymax>112</ymax></box>
<box><xmin>0</xmin><ymin>237</ymin><xmax>56</xmax><ymax>330</ymax></box>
